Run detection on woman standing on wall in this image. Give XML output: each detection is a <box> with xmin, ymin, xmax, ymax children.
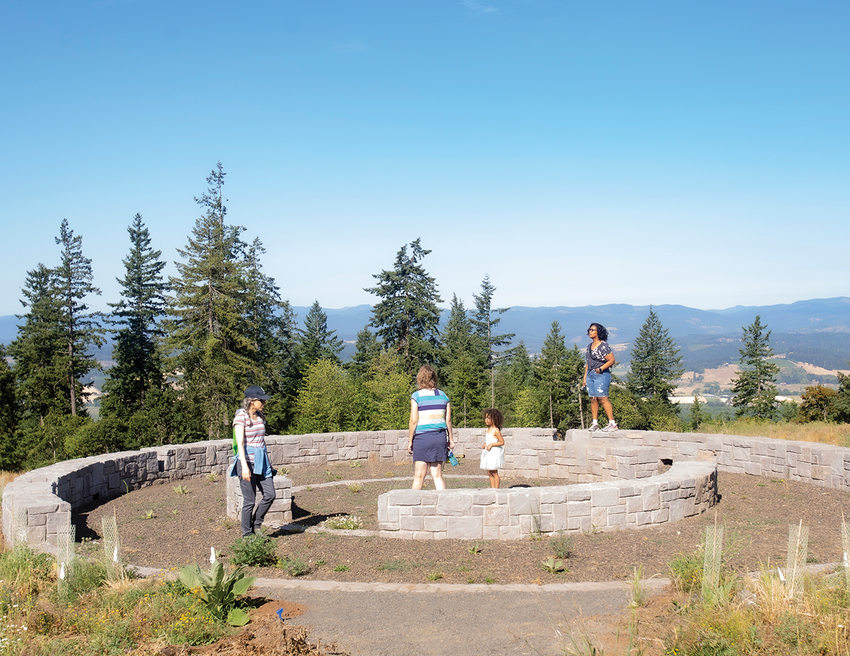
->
<box><xmin>229</xmin><ymin>385</ymin><xmax>276</xmax><ymax>536</ymax></box>
<box><xmin>408</xmin><ymin>364</ymin><xmax>454</xmax><ymax>490</ymax></box>
<box><xmin>583</xmin><ymin>323</ymin><xmax>618</xmax><ymax>432</ymax></box>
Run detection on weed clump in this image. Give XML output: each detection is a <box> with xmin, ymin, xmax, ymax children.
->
<box><xmin>229</xmin><ymin>532</ymin><xmax>278</xmax><ymax>567</ymax></box>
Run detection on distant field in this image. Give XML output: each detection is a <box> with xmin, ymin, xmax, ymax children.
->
<box><xmin>697</xmin><ymin>419</ymin><xmax>850</xmax><ymax>447</ymax></box>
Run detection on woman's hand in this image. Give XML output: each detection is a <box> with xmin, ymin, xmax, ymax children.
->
<box><xmin>407</xmin><ymin>441</ymin><xmax>413</xmax><ymax>455</ymax></box>
<box><xmin>240</xmin><ymin>461</ymin><xmax>251</xmax><ymax>481</ymax></box>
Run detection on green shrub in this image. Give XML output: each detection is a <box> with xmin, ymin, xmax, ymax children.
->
<box><xmin>56</xmin><ymin>558</ymin><xmax>108</xmax><ymax>604</ymax></box>
<box><xmin>324</xmin><ymin>515</ymin><xmax>363</xmax><ymax>530</ymax></box>
<box><xmin>278</xmin><ymin>556</ymin><xmax>310</xmax><ymax>577</ymax></box>
<box><xmin>178</xmin><ymin>562</ymin><xmax>255</xmax><ymax>626</ymax></box>
<box><xmin>550</xmin><ymin>535</ymin><xmax>574</xmax><ymax>559</ymax></box>
<box><xmin>229</xmin><ymin>532</ymin><xmax>277</xmax><ymax>567</ymax></box>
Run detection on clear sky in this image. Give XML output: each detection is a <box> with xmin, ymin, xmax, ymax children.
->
<box><xmin>1</xmin><ymin>0</ymin><xmax>848</xmax><ymax>317</ymax></box>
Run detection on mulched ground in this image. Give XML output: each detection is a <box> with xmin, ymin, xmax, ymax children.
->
<box><xmin>79</xmin><ymin>456</ymin><xmax>850</xmax><ymax>585</ymax></box>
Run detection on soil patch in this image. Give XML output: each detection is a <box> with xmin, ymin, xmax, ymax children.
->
<box><xmin>79</xmin><ymin>459</ymin><xmax>850</xmax><ymax>585</ymax></box>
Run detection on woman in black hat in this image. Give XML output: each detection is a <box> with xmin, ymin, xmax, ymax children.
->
<box><xmin>230</xmin><ymin>385</ymin><xmax>276</xmax><ymax>536</ymax></box>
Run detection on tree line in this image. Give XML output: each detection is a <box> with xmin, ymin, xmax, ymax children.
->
<box><xmin>2</xmin><ymin>164</ymin><xmax>848</xmax><ymax>471</ymax></box>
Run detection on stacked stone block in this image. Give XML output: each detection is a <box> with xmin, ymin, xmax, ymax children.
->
<box><xmin>378</xmin><ymin>461</ymin><xmax>717</xmax><ymax>540</ymax></box>
<box><xmin>225</xmin><ymin>474</ymin><xmax>293</xmax><ymax>526</ymax></box>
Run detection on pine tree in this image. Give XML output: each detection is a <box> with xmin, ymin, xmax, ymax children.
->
<box><xmin>534</xmin><ymin>322</ymin><xmax>583</xmax><ymax>430</ymax></box>
<box><xmin>441</xmin><ymin>295</ymin><xmax>486</xmax><ymax>426</ymax></box>
<box><xmin>365</xmin><ymin>239</ymin><xmax>442</xmax><ymax>375</ymax></box>
<box><xmin>731</xmin><ymin>315</ymin><xmax>780</xmax><ymax>419</ymax></box>
<box><xmin>689</xmin><ymin>394</ymin><xmax>706</xmax><ymax>430</ymax></box>
<box><xmin>8</xmin><ymin>264</ymin><xmax>66</xmax><ymax>426</ymax></box>
<box><xmin>242</xmin><ymin>238</ymin><xmax>299</xmax><ymax>431</ymax></box>
<box><xmin>0</xmin><ymin>346</ymin><xmax>19</xmax><ymax>470</ymax></box>
<box><xmin>102</xmin><ymin>214</ymin><xmax>167</xmax><ymax>417</ymax></box>
<box><xmin>471</xmin><ymin>275</ymin><xmax>514</xmax><ymax>407</ymax></box>
<box><xmin>348</xmin><ymin>327</ymin><xmax>382</xmax><ymax>379</ymax></box>
<box><xmin>627</xmin><ymin>307</ymin><xmax>683</xmax><ymax>403</ymax></box>
<box><xmin>53</xmin><ymin>219</ymin><xmax>104</xmax><ymax>416</ymax></box>
<box><xmin>298</xmin><ymin>301</ymin><xmax>343</xmax><ymax>368</ymax></box>
<box><xmin>167</xmin><ymin>162</ymin><xmax>255</xmax><ymax>439</ymax></box>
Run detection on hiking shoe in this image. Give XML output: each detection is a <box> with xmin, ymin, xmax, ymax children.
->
<box><xmin>600</xmin><ymin>423</ymin><xmax>618</xmax><ymax>433</ymax></box>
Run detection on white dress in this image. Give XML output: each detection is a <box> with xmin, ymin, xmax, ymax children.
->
<box><xmin>480</xmin><ymin>427</ymin><xmax>505</xmax><ymax>471</ymax></box>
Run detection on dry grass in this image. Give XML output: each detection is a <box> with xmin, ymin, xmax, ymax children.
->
<box><xmin>0</xmin><ymin>471</ymin><xmax>21</xmax><ymax>553</ymax></box>
<box><xmin>698</xmin><ymin>420</ymin><xmax>850</xmax><ymax>447</ymax></box>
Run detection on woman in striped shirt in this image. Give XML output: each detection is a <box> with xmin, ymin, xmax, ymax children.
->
<box><xmin>408</xmin><ymin>364</ymin><xmax>454</xmax><ymax>490</ymax></box>
<box><xmin>230</xmin><ymin>385</ymin><xmax>276</xmax><ymax>536</ymax></box>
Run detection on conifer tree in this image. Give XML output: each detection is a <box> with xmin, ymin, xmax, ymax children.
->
<box><xmin>8</xmin><ymin>264</ymin><xmax>66</xmax><ymax>426</ymax></box>
<box><xmin>348</xmin><ymin>327</ymin><xmax>382</xmax><ymax>379</ymax></box>
<box><xmin>471</xmin><ymin>275</ymin><xmax>514</xmax><ymax>406</ymax></box>
<box><xmin>627</xmin><ymin>307</ymin><xmax>683</xmax><ymax>402</ymax></box>
<box><xmin>689</xmin><ymin>394</ymin><xmax>705</xmax><ymax>430</ymax></box>
<box><xmin>298</xmin><ymin>301</ymin><xmax>343</xmax><ymax>368</ymax></box>
<box><xmin>534</xmin><ymin>322</ymin><xmax>583</xmax><ymax>430</ymax></box>
<box><xmin>731</xmin><ymin>315</ymin><xmax>780</xmax><ymax>419</ymax></box>
<box><xmin>0</xmin><ymin>346</ymin><xmax>19</xmax><ymax>470</ymax></box>
<box><xmin>441</xmin><ymin>295</ymin><xmax>486</xmax><ymax>426</ymax></box>
<box><xmin>167</xmin><ymin>163</ymin><xmax>254</xmax><ymax>439</ymax></box>
<box><xmin>102</xmin><ymin>214</ymin><xmax>167</xmax><ymax>417</ymax></box>
<box><xmin>53</xmin><ymin>219</ymin><xmax>104</xmax><ymax>416</ymax></box>
<box><xmin>242</xmin><ymin>238</ymin><xmax>299</xmax><ymax>430</ymax></box>
<box><xmin>365</xmin><ymin>239</ymin><xmax>442</xmax><ymax>375</ymax></box>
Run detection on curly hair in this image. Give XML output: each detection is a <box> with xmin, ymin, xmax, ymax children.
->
<box><xmin>483</xmin><ymin>407</ymin><xmax>504</xmax><ymax>429</ymax></box>
<box><xmin>587</xmin><ymin>323</ymin><xmax>609</xmax><ymax>341</ymax></box>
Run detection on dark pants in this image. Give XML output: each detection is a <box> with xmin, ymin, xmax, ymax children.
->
<box><xmin>237</xmin><ymin>461</ymin><xmax>276</xmax><ymax>537</ymax></box>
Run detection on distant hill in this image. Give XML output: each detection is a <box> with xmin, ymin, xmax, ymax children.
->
<box><xmin>3</xmin><ymin>297</ymin><xmax>849</xmax><ymax>373</ymax></box>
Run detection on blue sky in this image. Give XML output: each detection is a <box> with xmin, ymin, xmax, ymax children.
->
<box><xmin>1</xmin><ymin>0</ymin><xmax>848</xmax><ymax>317</ymax></box>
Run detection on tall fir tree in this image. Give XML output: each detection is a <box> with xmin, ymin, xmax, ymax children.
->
<box><xmin>298</xmin><ymin>301</ymin><xmax>343</xmax><ymax>368</ymax></box>
<box><xmin>534</xmin><ymin>322</ymin><xmax>583</xmax><ymax>431</ymax></box>
<box><xmin>731</xmin><ymin>315</ymin><xmax>780</xmax><ymax>419</ymax></box>
<box><xmin>0</xmin><ymin>346</ymin><xmax>19</xmax><ymax>470</ymax></box>
<box><xmin>8</xmin><ymin>264</ymin><xmax>66</xmax><ymax>426</ymax></box>
<box><xmin>102</xmin><ymin>214</ymin><xmax>168</xmax><ymax>417</ymax></box>
<box><xmin>53</xmin><ymin>219</ymin><xmax>104</xmax><ymax>416</ymax></box>
<box><xmin>627</xmin><ymin>307</ymin><xmax>683</xmax><ymax>402</ymax></box>
<box><xmin>471</xmin><ymin>275</ymin><xmax>514</xmax><ymax>407</ymax></box>
<box><xmin>167</xmin><ymin>162</ymin><xmax>255</xmax><ymax>440</ymax></box>
<box><xmin>242</xmin><ymin>237</ymin><xmax>299</xmax><ymax>431</ymax></box>
<box><xmin>347</xmin><ymin>327</ymin><xmax>382</xmax><ymax>379</ymax></box>
<box><xmin>365</xmin><ymin>238</ymin><xmax>442</xmax><ymax>375</ymax></box>
<box><xmin>441</xmin><ymin>295</ymin><xmax>486</xmax><ymax>426</ymax></box>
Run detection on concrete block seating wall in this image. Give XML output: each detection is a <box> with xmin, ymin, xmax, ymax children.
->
<box><xmin>225</xmin><ymin>474</ymin><xmax>293</xmax><ymax>526</ymax></box>
<box><xmin>5</xmin><ymin>427</ymin><xmax>850</xmax><ymax>554</ymax></box>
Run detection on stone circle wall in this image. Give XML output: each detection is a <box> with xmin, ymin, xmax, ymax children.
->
<box><xmin>4</xmin><ymin>427</ymin><xmax>849</xmax><ymax>554</ymax></box>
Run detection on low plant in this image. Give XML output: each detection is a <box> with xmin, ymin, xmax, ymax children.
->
<box><xmin>333</xmin><ymin>564</ymin><xmax>350</xmax><ymax>572</ymax></box>
<box><xmin>467</xmin><ymin>543</ymin><xmax>483</xmax><ymax>555</ymax></box>
<box><xmin>426</xmin><ymin>571</ymin><xmax>444</xmax><ymax>581</ymax></box>
<box><xmin>550</xmin><ymin>535</ymin><xmax>574</xmax><ymax>559</ymax></box>
<box><xmin>349</xmin><ymin>460</ymin><xmax>362</xmax><ymax>468</ymax></box>
<box><xmin>229</xmin><ymin>532</ymin><xmax>278</xmax><ymax>567</ymax></box>
<box><xmin>669</xmin><ymin>549</ymin><xmax>703</xmax><ymax>593</ymax></box>
<box><xmin>173</xmin><ymin>484</ymin><xmax>189</xmax><ymax>495</ymax></box>
<box><xmin>206</xmin><ymin>472</ymin><xmax>219</xmax><ymax>483</ymax></box>
<box><xmin>629</xmin><ymin>565</ymin><xmax>646</xmax><ymax>608</ymax></box>
<box><xmin>177</xmin><ymin>561</ymin><xmax>255</xmax><ymax>626</ymax></box>
<box><xmin>324</xmin><ymin>515</ymin><xmax>363</xmax><ymax>530</ymax></box>
<box><xmin>278</xmin><ymin>556</ymin><xmax>311</xmax><ymax>577</ymax></box>
<box><xmin>325</xmin><ymin>470</ymin><xmax>342</xmax><ymax>481</ymax></box>
<box><xmin>143</xmin><ymin>509</ymin><xmax>156</xmax><ymax>519</ymax></box>
<box><xmin>377</xmin><ymin>558</ymin><xmax>413</xmax><ymax>572</ymax></box>
<box><xmin>540</xmin><ymin>557</ymin><xmax>568</xmax><ymax>574</ymax></box>
<box><xmin>348</xmin><ymin>483</ymin><xmax>362</xmax><ymax>493</ymax></box>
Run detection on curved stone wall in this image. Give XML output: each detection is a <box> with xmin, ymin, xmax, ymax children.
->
<box><xmin>4</xmin><ymin>427</ymin><xmax>849</xmax><ymax>554</ymax></box>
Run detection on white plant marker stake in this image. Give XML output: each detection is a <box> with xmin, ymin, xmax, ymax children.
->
<box><xmin>210</xmin><ymin>546</ymin><xmax>216</xmax><ymax>564</ymax></box>
<box><xmin>59</xmin><ymin>561</ymin><xmax>66</xmax><ymax>580</ymax></box>
<box><xmin>777</xmin><ymin>567</ymin><xmax>785</xmax><ymax>582</ymax></box>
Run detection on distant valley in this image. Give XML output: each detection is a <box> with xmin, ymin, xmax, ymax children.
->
<box><xmin>3</xmin><ymin>297</ymin><xmax>849</xmax><ymax>391</ymax></box>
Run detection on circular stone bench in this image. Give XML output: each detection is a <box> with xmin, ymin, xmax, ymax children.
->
<box><xmin>5</xmin><ymin>427</ymin><xmax>850</xmax><ymax>555</ymax></box>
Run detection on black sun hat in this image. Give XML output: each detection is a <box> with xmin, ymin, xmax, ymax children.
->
<box><xmin>243</xmin><ymin>385</ymin><xmax>271</xmax><ymax>401</ymax></box>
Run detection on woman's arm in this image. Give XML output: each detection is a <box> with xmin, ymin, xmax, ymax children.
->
<box><xmin>445</xmin><ymin>402</ymin><xmax>454</xmax><ymax>450</ymax></box>
<box><xmin>234</xmin><ymin>422</ymin><xmax>251</xmax><ymax>481</ymax></box>
<box><xmin>408</xmin><ymin>399</ymin><xmax>418</xmax><ymax>454</ymax></box>
<box><xmin>596</xmin><ymin>352</ymin><xmax>616</xmax><ymax>374</ymax></box>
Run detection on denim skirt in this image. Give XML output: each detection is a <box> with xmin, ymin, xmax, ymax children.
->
<box><xmin>586</xmin><ymin>370</ymin><xmax>611</xmax><ymax>397</ymax></box>
<box><xmin>412</xmin><ymin>429</ymin><xmax>449</xmax><ymax>463</ymax></box>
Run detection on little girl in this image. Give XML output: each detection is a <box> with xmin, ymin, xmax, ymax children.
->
<box><xmin>480</xmin><ymin>408</ymin><xmax>505</xmax><ymax>488</ymax></box>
